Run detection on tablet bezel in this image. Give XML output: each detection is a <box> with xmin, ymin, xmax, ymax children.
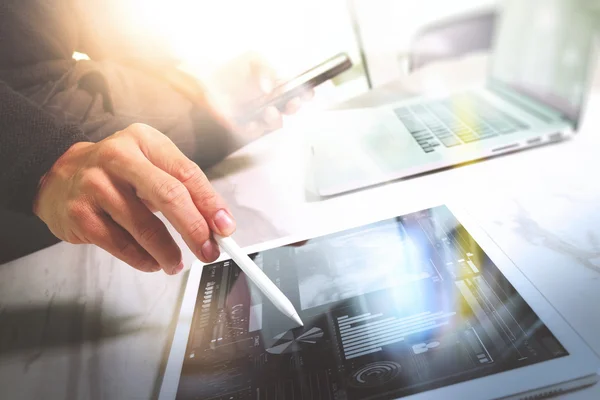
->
<box><xmin>159</xmin><ymin>201</ymin><xmax>599</xmax><ymax>400</ymax></box>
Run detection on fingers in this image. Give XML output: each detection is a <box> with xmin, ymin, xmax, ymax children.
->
<box><xmin>137</xmin><ymin>129</ymin><xmax>235</xmax><ymax>236</ymax></box>
<box><xmin>124</xmin><ymin>159</ymin><xmax>219</xmax><ymax>263</ymax></box>
<box><xmin>258</xmin><ymin>75</ymin><xmax>275</xmax><ymax>94</ymax></box>
<box><xmin>249</xmin><ymin>56</ymin><xmax>278</xmax><ymax>94</ymax></box>
<box><xmin>283</xmin><ymin>90</ymin><xmax>313</xmax><ymax>115</ymax></box>
<box><xmin>110</xmin><ymin>125</ymin><xmax>235</xmax><ymax>263</ymax></box>
<box><xmin>302</xmin><ymin>88</ymin><xmax>315</xmax><ymax>101</ymax></box>
<box><xmin>140</xmin><ymin>198</ymin><xmax>158</xmax><ymax>213</ymax></box>
<box><xmin>284</xmin><ymin>98</ymin><xmax>302</xmax><ymax>115</ymax></box>
<box><xmin>87</xmin><ymin>213</ymin><xmax>161</xmax><ymax>273</ymax></box>
<box><xmin>95</xmin><ymin>181</ymin><xmax>183</xmax><ymax>275</ymax></box>
<box><xmin>240</xmin><ymin>121</ymin><xmax>264</xmax><ymax>141</ymax></box>
<box><xmin>239</xmin><ymin>106</ymin><xmax>282</xmax><ymax>137</ymax></box>
<box><xmin>262</xmin><ymin>106</ymin><xmax>283</xmax><ymax>131</ymax></box>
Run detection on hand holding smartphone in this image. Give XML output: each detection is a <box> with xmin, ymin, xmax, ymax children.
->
<box><xmin>236</xmin><ymin>53</ymin><xmax>353</xmax><ymax>123</ymax></box>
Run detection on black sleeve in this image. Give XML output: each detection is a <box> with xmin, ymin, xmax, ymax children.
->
<box><xmin>0</xmin><ymin>81</ymin><xmax>88</xmax><ymax>215</ymax></box>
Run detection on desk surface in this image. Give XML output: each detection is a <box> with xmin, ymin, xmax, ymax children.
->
<box><xmin>1</xmin><ymin>55</ymin><xmax>600</xmax><ymax>399</ymax></box>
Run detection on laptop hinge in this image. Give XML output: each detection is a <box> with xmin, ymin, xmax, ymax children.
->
<box><xmin>487</xmin><ymin>80</ymin><xmax>568</xmax><ymax>124</ymax></box>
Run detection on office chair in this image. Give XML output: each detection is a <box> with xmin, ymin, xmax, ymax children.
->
<box><xmin>407</xmin><ymin>8</ymin><xmax>498</xmax><ymax>73</ymax></box>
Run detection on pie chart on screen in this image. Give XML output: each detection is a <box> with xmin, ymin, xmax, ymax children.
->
<box><xmin>266</xmin><ymin>327</ymin><xmax>324</xmax><ymax>354</ymax></box>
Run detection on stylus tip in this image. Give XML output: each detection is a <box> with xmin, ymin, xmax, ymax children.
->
<box><xmin>291</xmin><ymin>313</ymin><xmax>304</xmax><ymax>326</ymax></box>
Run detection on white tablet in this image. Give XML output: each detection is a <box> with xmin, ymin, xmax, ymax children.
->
<box><xmin>159</xmin><ymin>203</ymin><xmax>599</xmax><ymax>400</ymax></box>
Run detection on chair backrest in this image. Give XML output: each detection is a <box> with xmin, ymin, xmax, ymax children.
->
<box><xmin>408</xmin><ymin>9</ymin><xmax>498</xmax><ymax>73</ymax></box>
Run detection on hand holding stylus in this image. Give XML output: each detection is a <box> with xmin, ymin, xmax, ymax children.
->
<box><xmin>214</xmin><ymin>234</ymin><xmax>304</xmax><ymax>326</ymax></box>
<box><xmin>34</xmin><ymin>123</ymin><xmax>235</xmax><ymax>274</ymax></box>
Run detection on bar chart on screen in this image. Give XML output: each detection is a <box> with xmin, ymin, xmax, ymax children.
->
<box><xmin>337</xmin><ymin>311</ymin><xmax>456</xmax><ymax>360</ymax></box>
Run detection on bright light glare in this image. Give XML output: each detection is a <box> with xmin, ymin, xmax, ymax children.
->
<box><xmin>72</xmin><ymin>51</ymin><xmax>90</xmax><ymax>61</ymax></box>
<box><xmin>126</xmin><ymin>1</ymin><xmax>262</xmax><ymax>65</ymax></box>
<box><xmin>122</xmin><ymin>0</ymin><xmax>353</xmax><ymax>78</ymax></box>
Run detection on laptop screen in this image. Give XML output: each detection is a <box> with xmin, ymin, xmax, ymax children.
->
<box><xmin>490</xmin><ymin>0</ymin><xmax>598</xmax><ymax>126</ymax></box>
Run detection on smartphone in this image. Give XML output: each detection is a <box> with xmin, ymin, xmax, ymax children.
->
<box><xmin>237</xmin><ymin>53</ymin><xmax>353</xmax><ymax>122</ymax></box>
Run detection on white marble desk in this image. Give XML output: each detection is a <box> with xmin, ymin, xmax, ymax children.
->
<box><xmin>1</xmin><ymin>56</ymin><xmax>600</xmax><ymax>399</ymax></box>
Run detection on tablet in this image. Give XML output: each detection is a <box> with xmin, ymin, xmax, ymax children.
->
<box><xmin>159</xmin><ymin>203</ymin><xmax>599</xmax><ymax>400</ymax></box>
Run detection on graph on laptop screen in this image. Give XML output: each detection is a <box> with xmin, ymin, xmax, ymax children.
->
<box><xmin>175</xmin><ymin>205</ymin><xmax>567</xmax><ymax>399</ymax></box>
<box><xmin>491</xmin><ymin>0</ymin><xmax>598</xmax><ymax>124</ymax></box>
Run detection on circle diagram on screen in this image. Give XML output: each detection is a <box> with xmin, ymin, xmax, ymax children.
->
<box><xmin>349</xmin><ymin>361</ymin><xmax>402</xmax><ymax>388</ymax></box>
<box><xmin>266</xmin><ymin>327</ymin><xmax>324</xmax><ymax>354</ymax></box>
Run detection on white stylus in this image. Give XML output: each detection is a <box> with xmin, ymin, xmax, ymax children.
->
<box><xmin>213</xmin><ymin>234</ymin><xmax>304</xmax><ymax>326</ymax></box>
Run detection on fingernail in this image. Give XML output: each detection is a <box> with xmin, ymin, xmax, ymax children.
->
<box><xmin>201</xmin><ymin>240</ymin><xmax>220</xmax><ymax>261</ymax></box>
<box><xmin>171</xmin><ymin>261</ymin><xmax>184</xmax><ymax>275</ymax></box>
<box><xmin>213</xmin><ymin>209</ymin><xmax>236</xmax><ymax>235</ymax></box>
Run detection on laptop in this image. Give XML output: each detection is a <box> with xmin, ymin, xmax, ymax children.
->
<box><xmin>307</xmin><ymin>0</ymin><xmax>599</xmax><ymax>196</ymax></box>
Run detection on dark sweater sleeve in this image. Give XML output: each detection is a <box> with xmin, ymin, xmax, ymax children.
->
<box><xmin>0</xmin><ymin>81</ymin><xmax>88</xmax><ymax>215</ymax></box>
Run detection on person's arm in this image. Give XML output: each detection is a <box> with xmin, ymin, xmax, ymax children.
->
<box><xmin>1</xmin><ymin>81</ymin><xmax>236</xmax><ymax>274</ymax></box>
<box><xmin>0</xmin><ymin>81</ymin><xmax>87</xmax><ymax>215</ymax></box>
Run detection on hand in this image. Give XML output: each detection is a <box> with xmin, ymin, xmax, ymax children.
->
<box><xmin>207</xmin><ymin>52</ymin><xmax>313</xmax><ymax>140</ymax></box>
<box><xmin>34</xmin><ymin>123</ymin><xmax>236</xmax><ymax>274</ymax></box>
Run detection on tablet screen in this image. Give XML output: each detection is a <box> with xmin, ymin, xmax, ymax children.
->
<box><xmin>176</xmin><ymin>206</ymin><xmax>567</xmax><ymax>399</ymax></box>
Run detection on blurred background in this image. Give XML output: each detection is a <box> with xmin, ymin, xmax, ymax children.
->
<box><xmin>71</xmin><ymin>0</ymin><xmax>600</xmax><ymax>114</ymax></box>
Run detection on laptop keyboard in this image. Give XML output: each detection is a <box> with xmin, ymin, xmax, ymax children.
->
<box><xmin>394</xmin><ymin>93</ymin><xmax>529</xmax><ymax>153</ymax></box>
